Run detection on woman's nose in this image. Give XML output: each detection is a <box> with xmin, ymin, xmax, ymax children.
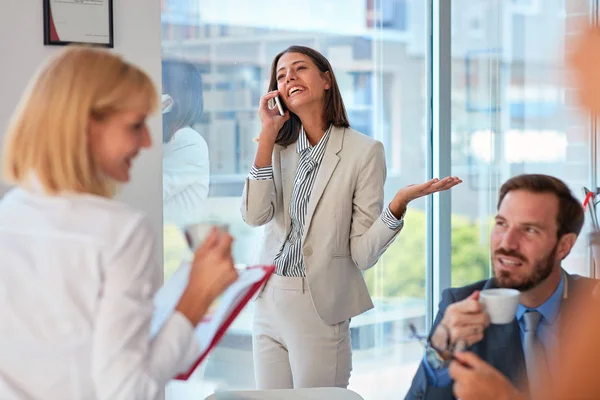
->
<box><xmin>286</xmin><ymin>70</ymin><xmax>296</xmax><ymax>82</ymax></box>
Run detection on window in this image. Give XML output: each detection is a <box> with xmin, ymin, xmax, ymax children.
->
<box><xmin>510</xmin><ymin>0</ymin><xmax>542</xmax><ymax>15</ymax></box>
<box><xmin>160</xmin><ymin>1</ymin><xmax>597</xmax><ymax>398</ymax></box>
<box><xmin>450</xmin><ymin>0</ymin><xmax>592</xmax><ymax>288</ymax></box>
<box><xmin>161</xmin><ymin>0</ymin><xmax>429</xmax><ymax>398</ymax></box>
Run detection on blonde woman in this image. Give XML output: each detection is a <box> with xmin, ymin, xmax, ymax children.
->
<box><xmin>0</xmin><ymin>47</ymin><xmax>237</xmax><ymax>400</ymax></box>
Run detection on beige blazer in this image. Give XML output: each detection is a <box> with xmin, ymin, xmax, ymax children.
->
<box><xmin>241</xmin><ymin>126</ymin><xmax>403</xmax><ymax>325</ymax></box>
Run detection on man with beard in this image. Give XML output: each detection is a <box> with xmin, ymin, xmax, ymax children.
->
<box><xmin>405</xmin><ymin>174</ymin><xmax>594</xmax><ymax>400</ymax></box>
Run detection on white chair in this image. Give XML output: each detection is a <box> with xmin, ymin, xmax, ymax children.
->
<box><xmin>204</xmin><ymin>387</ymin><xmax>364</xmax><ymax>399</ymax></box>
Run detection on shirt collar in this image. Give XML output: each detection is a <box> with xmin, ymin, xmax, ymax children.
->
<box><xmin>516</xmin><ymin>272</ymin><xmax>565</xmax><ymax>325</ymax></box>
<box><xmin>296</xmin><ymin>126</ymin><xmax>311</xmax><ymax>154</ymax></box>
<box><xmin>296</xmin><ymin>124</ymin><xmax>333</xmax><ymax>164</ymax></box>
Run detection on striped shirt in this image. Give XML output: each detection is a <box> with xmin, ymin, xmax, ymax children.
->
<box><xmin>249</xmin><ymin>125</ymin><xmax>404</xmax><ymax>277</ymax></box>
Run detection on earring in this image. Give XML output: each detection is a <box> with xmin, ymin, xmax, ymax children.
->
<box><xmin>162</xmin><ymin>94</ymin><xmax>174</xmax><ymax>114</ymax></box>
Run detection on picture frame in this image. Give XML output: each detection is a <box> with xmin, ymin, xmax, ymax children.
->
<box><xmin>43</xmin><ymin>0</ymin><xmax>114</xmax><ymax>48</ymax></box>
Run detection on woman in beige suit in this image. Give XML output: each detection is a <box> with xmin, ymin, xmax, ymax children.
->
<box><xmin>241</xmin><ymin>45</ymin><xmax>461</xmax><ymax>389</ymax></box>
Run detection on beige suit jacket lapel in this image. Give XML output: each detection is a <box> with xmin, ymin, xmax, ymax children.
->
<box><xmin>280</xmin><ymin>143</ymin><xmax>299</xmax><ymax>237</ymax></box>
<box><xmin>302</xmin><ymin>126</ymin><xmax>344</xmax><ymax>244</ymax></box>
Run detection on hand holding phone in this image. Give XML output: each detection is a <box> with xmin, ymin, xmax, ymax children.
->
<box><xmin>256</xmin><ymin>91</ymin><xmax>289</xmax><ymax>143</ymax></box>
<box><xmin>274</xmin><ymin>96</ymin><xmax>285</xmax><ymax>116</ymax></box>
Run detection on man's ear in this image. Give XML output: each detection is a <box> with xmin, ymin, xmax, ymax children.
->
<box><xmin>558</xmin><ymin>233</ymin><xmax>578</xmax><ymax>260</ymax></box>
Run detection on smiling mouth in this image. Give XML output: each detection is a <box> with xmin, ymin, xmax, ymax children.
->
<box><xmin>125</xmin><ymin>153</ymin><xmax>137</xmax><ymax>168</ymax></box>
<box><xmin>497</xmin><ymin>257</ymin><xmax>524</xmax><ymax>268</ymax></box>
<box><xmin>288</xmin><ymin>86</ymin><xmax>306</xmax><ymax>97</ymax></box>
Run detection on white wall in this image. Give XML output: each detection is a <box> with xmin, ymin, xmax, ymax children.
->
<box><xmin>0</xmin><ymin>0</ymin><xmax>164</xmax><ymax>254</ymax></box>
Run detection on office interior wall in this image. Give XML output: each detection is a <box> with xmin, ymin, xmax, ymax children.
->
<box><xmin>0</xmin><ymin>0</ymin><xmax>164</xmax><ymax>257</ymax></box>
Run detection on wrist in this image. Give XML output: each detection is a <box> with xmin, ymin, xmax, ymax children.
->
<box><xmin>175</xmin><ymin>286</ymin><xmax>212</xmax><ymax>326</ymax></box>
<box><xmin>259</xmin><ymin>127</ymin><xmax>278</xmax><ymax>142</ymax></box>
<box><xmin>425</xmin><ymin>343</ymin><xmax>451</xmax><ymax>370</ymax></box>
<box><xmin>389</xmin><ymin>199</ymin><xmax>408</xmax><ymax>219</ymax></box>
<box><xmin>254</xmin><ymin>141</ymin><xmax>275</xmax><ymax>168</ymax></box>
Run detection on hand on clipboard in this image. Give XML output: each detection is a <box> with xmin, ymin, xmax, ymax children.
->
<box><xmin>150</xmin><ymin>263</ymin><xmax>275</xmax><ymax>380</ymax></box>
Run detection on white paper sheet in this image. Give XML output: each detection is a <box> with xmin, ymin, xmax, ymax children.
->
<box><xmin>150</xmin><ymin>262</ymin><xmax>269</xmax><ymax>361</ymax></box>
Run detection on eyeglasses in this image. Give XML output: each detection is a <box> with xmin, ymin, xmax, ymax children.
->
<box><xmin>408</xmin><ymin>323</ymin><xmax>468</xmax><ymax>361</ymax></box>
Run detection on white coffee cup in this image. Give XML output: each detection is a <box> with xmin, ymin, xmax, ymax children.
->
<box><xmin>479</xmin><ymin>288</ymin><xmax>520</xmax><ymax>324</ymax></box>
<box><xmin>184</xmin><ymin>222</ymin><xmax>229</xmax><ymax>250</ymax></box>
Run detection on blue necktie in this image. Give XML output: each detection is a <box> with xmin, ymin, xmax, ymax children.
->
<box><xmin>522</xmin><ymin>310</ymin><xmax>548</xmax><ymax>386</ymax></box>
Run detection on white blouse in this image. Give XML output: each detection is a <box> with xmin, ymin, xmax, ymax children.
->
<box><xmin>0</xmin><ymin>185</ymin><xmax>198</xmax><ymax>400</ymax></box>
<box><xmin>163</xmin><ymin>126</ymin><xmax>210</xmax><ymax>227</ymax></box>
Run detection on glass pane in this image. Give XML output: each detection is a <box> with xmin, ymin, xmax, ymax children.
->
<box><xmin>451</xmin><ymin>0</ymin><xmax>592</xmax><ymax>288</ymax></box>
<box><xmin>161</xmin><ymin>0</ymin><xmax>429</xmax><ymax>398</ymax></box>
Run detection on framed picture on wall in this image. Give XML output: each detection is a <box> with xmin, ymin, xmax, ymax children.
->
<box><xmin>43</xmin><ymin>0</ymin><xmax>114</xmax><ymax>48</ymax></box>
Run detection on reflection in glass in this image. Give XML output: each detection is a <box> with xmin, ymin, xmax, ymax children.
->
<box><xmin>162</xmin><ymin>61</ymin><xmax>211</xmax><ymax>279</ymax></box>
<box><xmin>162</xmin><ymin>60</ymin><xmax>210</xmax><ymax>228</ymax></box>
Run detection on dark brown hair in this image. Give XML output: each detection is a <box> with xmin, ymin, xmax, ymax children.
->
<box><xmin>162</xmin><ymin>60</ymin><xmax>204</xmax><ymax>143</ymax></box>
<box><xmin>498</xmin><ymin>174</ymin><xmax>584</xmax><ymax>238</ymax></box>
<box><xmin>268</xmin><ymin>46</ymin><xmax>349</xmax><ymax>146</ymax></box>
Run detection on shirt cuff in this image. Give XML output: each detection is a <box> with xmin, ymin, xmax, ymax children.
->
<box><xmin>381</xmin><ymin>206</ymin><xmax>405</xmax><ymax>230</ymax></box>
<box><xmin>249</xmin><ymin>165</ymin><xmax>273</xmax><ymax>180</ymax></box>
<box><xmin>422</xmin><ymin>353</ymin><xmax>452</xmax><ymax>387</ymax></box>
<box><xmin>169</xmin><ymin>311</ymin><xmax>201</xmax><ymax>372</ymax></box>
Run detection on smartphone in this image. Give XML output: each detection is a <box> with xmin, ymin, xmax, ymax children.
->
<box><xmin>274</xmin><ymin>96</ymin><xmax>285</xmax><ymax>116</ymax></box>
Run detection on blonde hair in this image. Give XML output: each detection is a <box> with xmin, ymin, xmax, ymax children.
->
<box><xmin>3</xmin><ymin>46</ymin><xmax>158</xmax><ymax>197</ymax></box>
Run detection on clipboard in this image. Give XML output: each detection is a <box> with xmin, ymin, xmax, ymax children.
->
<box><xmin>150</xmin><ymin>263</ymin><xmax>275</xmax><ymax>381</ymax></box>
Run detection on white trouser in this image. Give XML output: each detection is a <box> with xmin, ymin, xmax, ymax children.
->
<box><xmin>252</xmin><ymin>274</ymin><xmax>352</xmax><ymax>389</ymax></box>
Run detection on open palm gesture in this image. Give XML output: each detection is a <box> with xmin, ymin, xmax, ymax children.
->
<box><xmin>389</xmin><ymin>176</ymin><xmax>462</xmax><ymax>217</ymax></box>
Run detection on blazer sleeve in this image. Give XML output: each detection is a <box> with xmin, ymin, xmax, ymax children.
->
<box><xmin>349</xmin><ymin>140</ymin><xmax>403</xmax><ymax>270</ymax></box>
<box><xmin>240</xmin><ymin>165</ymin><xmax>277</xmax><ymax>228</ymax></box>
<box><xmin>405</xmin><ymin>289</ymin><xmax>457</xmax><ymax>400</ymax></box>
